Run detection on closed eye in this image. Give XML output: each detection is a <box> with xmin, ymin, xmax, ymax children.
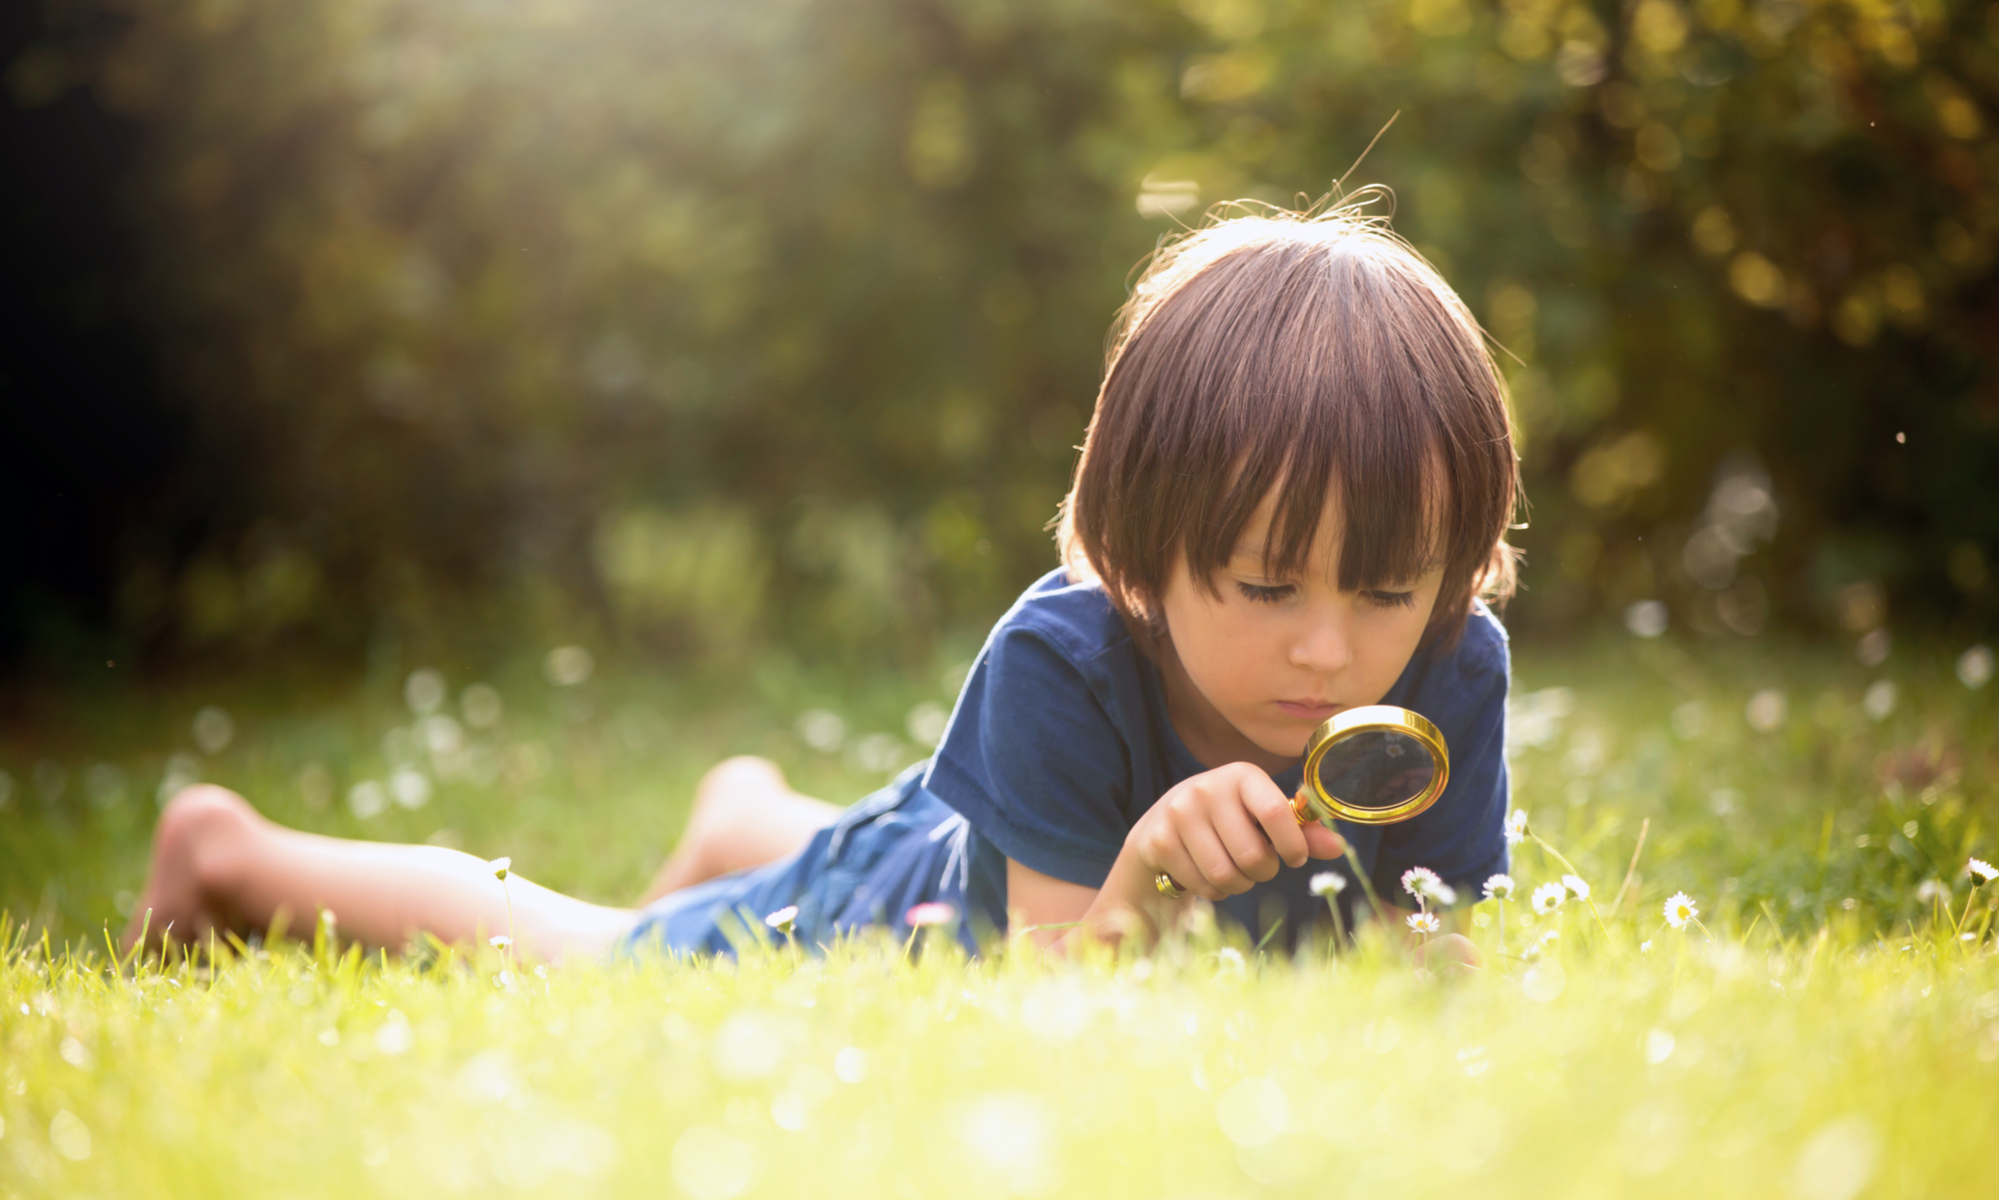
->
<box><xmin>1235</xmin><ymin>581</ymin><xmax>1296</xmax><ymax>605</ymax></box>
<box><xmin>1364</xmin><ymin>589</ymin><xmax>1417</xmax><ymax>609</ymax></box>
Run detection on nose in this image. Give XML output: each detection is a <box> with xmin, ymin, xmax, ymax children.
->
<box><xmin>1287</xmin><ymin>605</ymin><xmax>1353</xmax><ymax>675</ymax></box>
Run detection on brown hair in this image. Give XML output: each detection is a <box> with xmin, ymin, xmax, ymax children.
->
<box><xmin>1056</xmin><ymin>200</ymin><xmax>1521</xmax><ymax>650</ymax></box>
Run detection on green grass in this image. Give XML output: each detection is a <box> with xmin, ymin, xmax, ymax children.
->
<box><xmin>0</xmin><ymin>634</ymin><xmax>1995</xmax><ymax>1197</ymax></box>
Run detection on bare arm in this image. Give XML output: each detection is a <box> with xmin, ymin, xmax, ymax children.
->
<box><xmin>1006</xmin><ymin>859</ymin><xmax>1098</xmax><ymax>947</ymax></box>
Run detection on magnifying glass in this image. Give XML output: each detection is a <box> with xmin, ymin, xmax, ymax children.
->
<box><xmin>1154</xmin><ymin>705</ymin><xmax>1449</xmax><ymax>899</ymax></box>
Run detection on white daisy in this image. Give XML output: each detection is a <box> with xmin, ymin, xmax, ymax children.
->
<box><xmin>488</xmin><ymin>856</ymin><xmax>512</xmax><ymax>881</ymax></box>
<box><xmin>1482</xmin><ymin>874</ymin><xmax>1516</xmax><ymax>901</ymax></box>
<box><xmin>1309</xmin><ymin>871</ymin><xmax>1347</xmax><ymax>897</ymax></box>
<box><xmin>1400</xmin><ymin>866</ymin><xmax>1456</xmax><ymax>906</ymax></box>
<box><xmin>1406</xmin><ymin>911</ymin><xmax>1440</xmax><ymax>935</ymax></box>
<box><xmin>1562</xmin><ymin>874</ymin><xmax>1592</xmax><ymax>901</ymax></box>
<box><xmin>764</xmin><ymin>905</ymin><xmax>799</xmax><ymax>934</ymax></box>
<box><xmin>1969</xmin><ymin>858</ymin><xmax>1998</xmax><ymax>883</ymax></box>
<box><xmin>1663</xmin><ymin>891</ymin><xmax>1699</xmax><ymax>929</ymax></box>
<box><xmin>488</xmin><ymin>935</ymin><xmax>513</xmax><ymax>949</ymax></box>
<box><xmin>1531</xmin><ymin>882</ymin><xmax>1566</xmax><ymax>915</ymax></box>
<box><xmin>1504</xmin><ymin>809</ymin><xmax>1529</xmax><ymax>846</ymax></box>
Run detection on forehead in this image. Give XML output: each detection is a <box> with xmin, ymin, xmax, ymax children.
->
<box><xmin>1228</xmin><ymin>488</ymin><xmax>1341</xmax><ymax>558</ymax></box>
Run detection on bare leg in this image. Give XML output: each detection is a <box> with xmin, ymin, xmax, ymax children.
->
<box><xmin>123</xmin><ymin>785</ymin><xmax>635</xmax><ymax>964</ymax></box>
<box><xmin>637</xmin><ymin>756</ymin><xmax>840</xmax><ymax>904</ymax></box>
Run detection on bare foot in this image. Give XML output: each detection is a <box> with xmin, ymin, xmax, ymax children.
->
<box><xmin>637</xmin><ymin>757</ymin><xmax>839</xmax><ymax>904</ymax></box>
<box><xmin>121</xmin><ymin>785</ymin><xmax>260</xmax><ymax>955</ymax></box>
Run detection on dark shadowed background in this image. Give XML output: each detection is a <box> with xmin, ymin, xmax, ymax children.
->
<box><xmin>2</xmin><ymin>0</ymin><xmax>1993</xmax><ymax>682</ymax></box>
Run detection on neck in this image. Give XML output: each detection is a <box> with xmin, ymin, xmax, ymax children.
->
<box><xmin>1156</xmin><ymin>636</ymin><xmax>1299</xmax><ymax>776</ymax></box>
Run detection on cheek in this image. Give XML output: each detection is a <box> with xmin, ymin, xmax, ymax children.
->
<box><xmin>1170</xmin><ymin>595</ymin><xmax>1269</xmax><ymax>686</ymax></box>
<box><xmin>1213</xmin><ymin>612</ymin><xmax>1299</xmax><ymax>702</ymax></box>
<box><xmin>1359</xmin><ymin>600</ymin><xmax>1435</xmax><ymax>676</ymax></box>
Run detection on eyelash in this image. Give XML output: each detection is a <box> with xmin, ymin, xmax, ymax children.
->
<box><xmin>1236</xmin><ymin>582</ymin><xmax>1294</xmax><ymax>605</ymax></box>
<box><xmin>1233</xmin><ymin>582</ymin><xmax>1417</xmax><ymax>609</ymax></box>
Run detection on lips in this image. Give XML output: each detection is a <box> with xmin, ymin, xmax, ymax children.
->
<box><xmin>1274</xmin><ymin>700</ymin><xmax>1342</xmax><ymax>722</ymax></box>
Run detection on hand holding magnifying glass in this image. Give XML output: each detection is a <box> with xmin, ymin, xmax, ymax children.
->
<box><xmin>1152</xmin><ymin>705</ymin><xmax>1448</xmax><ymax>900</ymax></box>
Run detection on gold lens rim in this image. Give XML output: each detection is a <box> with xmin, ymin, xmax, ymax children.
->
<box><xmin>1294</xmin><ymin>705</ymin><xmax>1449</xmax><ymax>826</ymax></box>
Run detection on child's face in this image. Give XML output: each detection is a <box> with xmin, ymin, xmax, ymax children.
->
<box><xmin>1158</xmin><ymin>491</ymin><xmax>1443</xmax><ymax>765</ymax></box>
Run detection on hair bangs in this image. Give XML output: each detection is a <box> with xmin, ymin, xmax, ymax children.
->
<box><xmin>1183</xmin><ymin>300</ymin><xmax>1454</xmax><ymax>599</ymax></box>
<box><xmin>1059</xmin><ymin>202</ymin><xmax>1521</xmax><ymax>651</ymax></box>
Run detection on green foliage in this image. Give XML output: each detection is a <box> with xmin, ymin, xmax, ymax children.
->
<box><xmin>0</xmin><ymin>638</ymin><xmax>1993</xmax><ymax>1196</ymax></box>
<box><xmin>1</xmin><ymin>883</ymin><xmax>1996</xmax><ymax>1196</ymax></box>
<box><xmin>7</xmin><ymin>0</ymin><xmax>1985</xmax><ymax>660</ymax></box>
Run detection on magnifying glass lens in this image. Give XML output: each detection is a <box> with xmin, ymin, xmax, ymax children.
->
<box><xmin>1314</xmin><ymin>729</ymin><xmax>1437</xmax><ymax>812</ymax></box>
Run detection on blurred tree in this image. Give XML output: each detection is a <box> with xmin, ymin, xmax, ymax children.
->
<box><xmin>0</xmin><ymin>0</ymin><xmax>172</xmax><ymax>666</ymax></box>
<box><xmin>10</xmin><ymin>0</ymin><xmax>1993</xmax><ymax>664</ymax></box>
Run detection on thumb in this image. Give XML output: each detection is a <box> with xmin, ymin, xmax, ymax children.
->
<box><xmin>1302</xmin><ymin>822</ymin><xmax>1347</xmax><ymax>859</ymax></box>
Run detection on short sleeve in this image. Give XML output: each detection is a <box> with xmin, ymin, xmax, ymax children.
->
<box><xmin>1369</xmin><ymin>628</ymin><xmax>1511</xmax><ymax>901</ymax></box>
<box><xmin>923</xmin><ymin>625</ymin><xmax>1134</xmax><ymax>888</ymax></box>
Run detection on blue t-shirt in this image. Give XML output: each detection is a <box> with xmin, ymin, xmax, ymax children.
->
<box><xmin>925</xmin><ymin>568</ymin><xmax>1512</xmax><ymax>939</ymax></box>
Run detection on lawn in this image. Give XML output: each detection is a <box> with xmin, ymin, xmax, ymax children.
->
<box><xmin>1</xmin><ymin>633</ymin><xmax>1994</xmax><ymax>1198</ymax></box>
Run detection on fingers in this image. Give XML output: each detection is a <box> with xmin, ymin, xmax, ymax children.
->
<box><xmin>1145</xmin><ymin>829</ymin><xmax>1217</xmax><ymax>903</ymax></box>
<box><xmin>1211</xmin><ymin>799</ymin><xmax>1284</xmax><ymax>883</ymax></box>
<box><xmin>1180</xmin><ymin>821</ymin><xmax>1255</xmax><ymax>898</ymax></box>
<box><xmin>1237</xmin><ymin>776</ymin><xmax>1310</xmax><ymax>869</ymax></box>
<box><xmin>1301</xmin><ymin>822</ymin><xmax>1348</xmax><ymax>859</ymax></box>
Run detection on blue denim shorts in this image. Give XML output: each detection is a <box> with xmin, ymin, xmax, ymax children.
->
<box><xmin>620</xmin><ymin>762</ymin><xmax>999</xmax><ymax>958</ymax></box>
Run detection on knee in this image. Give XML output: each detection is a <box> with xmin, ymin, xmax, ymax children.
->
<box><xmin>157</xmin><ymin>785</ymin><xmax>261</xmax><ymax>894</ymax></box>
<box><xmin>692</xmin><ymin>756</ymin><xmax>784</xmax><ymax>814</ymax></box>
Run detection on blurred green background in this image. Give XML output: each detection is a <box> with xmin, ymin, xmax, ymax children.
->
<box><xmin>1</xmin><ymin>0</ymin><xmax>1993</xmax><ymax>675</ymax></box>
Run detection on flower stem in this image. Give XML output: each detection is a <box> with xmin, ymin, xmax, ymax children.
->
<box><xmin>1953</xmin><ymin>883</ymin><xmax>1983</xmax><ymax>936</ymax></box>
<box><xmin>500</xmin><ymin>875</ymin><xmax>516</xmax><ymax>973</ymax></box>
<box><xmin>1330</xmin><ymin>828</ymin><xmax>1389</xmax><ymax>925</ymax></box>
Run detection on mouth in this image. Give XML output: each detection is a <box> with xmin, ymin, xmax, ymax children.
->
<box><xmin>1273</xmin><ymin>700</ymin><xmax>1343</xmax><ymax>722</ymax></box>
